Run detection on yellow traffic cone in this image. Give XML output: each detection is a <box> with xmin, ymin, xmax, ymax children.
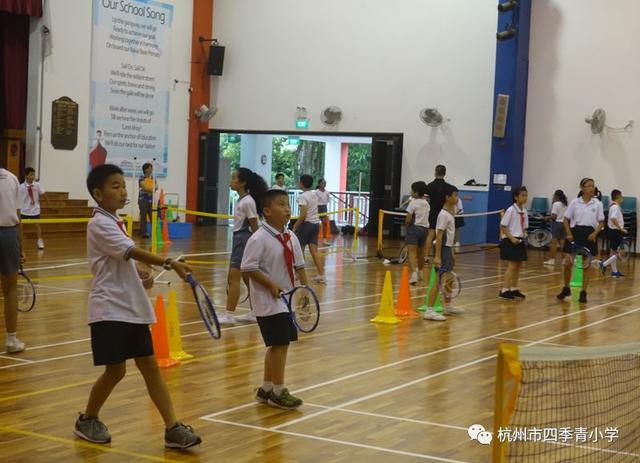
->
<box><xmin>166</xmin><ymin>290</ymin><xmax>194</xmax><ymax>361</ymax></box>
<box><xmin>371</xmin><ymin>271</ymin><xmax>401</xmax><ymax>324</ymax></box>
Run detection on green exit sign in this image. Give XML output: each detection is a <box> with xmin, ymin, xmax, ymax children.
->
<box><xmin>287</xmin><ymin>136</ymin><xmax>300</xmax><ymax>145</ymax></box>
<box><xmin>295</xmin><ymin>118</ymin><xmax>309</xmax><ymax>129</ymax></box>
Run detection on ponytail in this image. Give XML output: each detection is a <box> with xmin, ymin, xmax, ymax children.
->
<box><xmin>237</xmin><ymin>167</ymin><xmax>268</xmax><ymax>215</ymax></box>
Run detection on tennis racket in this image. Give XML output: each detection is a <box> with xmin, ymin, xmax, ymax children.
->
<box><xmin>17</xmin><ymin>265</ymin><xmax>36</xmax><ymax>313</ymax></box>
<box><xmin>527</xmin><ymin>228</ymin><xmax>552</xmax><ymax>248</ymax></box>
<box><xmin>569</xmin><ymin>242</ymin><xmax>593</xmax><ymax>270</ymax></box>
<box><xmin>280</xmin><ymin>285</ymin><xmax>320</xmax><ymax>333</ymax></box>
<box><xmin>438</xmin><ymin>270</ymin><xmax>462</xmax><ymax>299</ymax></box>
<box><xmin>186</xmin><ymin>274</ymin><xmax>221</xmax><ymax>339</ymax></box>
<box><xmin>618</xmin><ymin>237</ymin><xmax>632</xmax><ymax>264</ymax></box>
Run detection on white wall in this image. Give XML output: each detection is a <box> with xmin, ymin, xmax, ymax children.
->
<box><xmin>211</xmin><ymin>0</ymin><xmax>497</xmax><ymax>194</ymax></box>
<box><xmin>25</xmin><ymin>0</ymin><xmax>193</xmax><ymax>215</ymax></box>
<box><xmin>524</xmin><ymin>0</ymin><xmax>640</xmax><ymax>205</ymax></box>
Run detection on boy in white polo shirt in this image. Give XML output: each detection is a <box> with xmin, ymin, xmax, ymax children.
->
<box><xmin>293</xmin><ymin>174</ymin><xmax>325</xmax><ymax>283</ymax></box>
<box><xmin>74</xmin><ymin>164</ymin><xmax>201</xmax><ymax>450</ymax></box>
<box><xmin>0</xmin><ymin>166</ymin><xmax>25</xmax><ymax>353</ymax></box>
<box><xmin>19</xmin><ymin>167</ymin><xmax>50</xmax><ymax>249</ymax></box>
<box><xmin>242</xmin><ymin>189</ymin><xmax>308</xmax><ymax>410</ymax></box>
<box><xmin>405</xmin><ymin>181</ymin><xmax>430</xmax><ymax>285</ymax></box>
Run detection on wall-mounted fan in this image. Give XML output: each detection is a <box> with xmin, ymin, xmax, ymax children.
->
<box><xmin>321</xmin><ymin>106</ymin><xmax>343</xmax><ymax>126</ymax></box>
<box><xmin>419</xmin><ymin>108</ymin><xmax>444</xmax><ymax>127</ymax></box>
<box><xmin>585</xmin><ymin>108</ymin><xmax>606</xmax><ymax>134</ymax></box>
<box><xmin>195</xmin><ymin>105</ymin><xmax>217</xmax><ymax>122</ymax></box>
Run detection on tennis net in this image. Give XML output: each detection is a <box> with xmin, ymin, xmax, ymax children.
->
<box><xmin>493</xmin><ymin>343</ymin><xmax>640</xmax><ymax>462</ymax></box>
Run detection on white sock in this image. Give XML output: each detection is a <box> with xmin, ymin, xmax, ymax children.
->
<box><xmin>501</xmin><ymin>288</ymin><xmax>509</xmax><ymax>293</ymax></box>
<box><xmin>273</xmin><ymin>384</ymin><xmax>285</xmax><ymax>396</ymax></box>
<box><xmin>603</xmin><ymin>255</ymin><xmax>617</xmax><ymax>267</ymax></box>
<box><xmin>510</xmin><ymin>288</ymin><xmax>518</xmax><ymax>292</ymax></box>
<box><xmin>6</xmin><ymin>332</ymin><xmax>16</xmax><ymax>343</ymax></box>
<box><xmin>611</xmin><ymin>260</ymin><xmax>618</xmax><ymax>273</ymax></box>
<box><xmin>262</xmin><ymin>381</ymin><xmax>273</xmax><ymax>392</ymax></box>
<box><xmin>226</xmin><ymin>310</ymin><xmax>235</xmax><ymax>316</ymax></box>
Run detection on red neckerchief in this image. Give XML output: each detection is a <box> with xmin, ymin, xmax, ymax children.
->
<box><xmin>27</xmin><ymin>184</ymin><xmax>35</xmax><ymax>205</ymax></box>
<box><xmin>274</xmin><ymin>232</ymin><xmax>295</xmax><ymax>286</ymax></box>
<box><xmin>93</xmin><ymin>207</ymin><xmax>129</xmax><ymax>237</ymax></box>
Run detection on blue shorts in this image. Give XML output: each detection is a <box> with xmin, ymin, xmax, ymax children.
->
<box><xmin>0</xmin><ymin>226</ymin><xmax>20</xmax><ymax>275</ymax></box>
<box><xmin>439</xmin><ymin>246</ymin><xmax>454</xmax><ymax>273</ymax></box>
<box><xmin>296</xmin><ymin>222</ymin><xmax>319</xmax><ymax>248</ymax></box>
<box><xmin>230</xmin><ymin>230</ymin><xmax>251</xmax><ymax>268</ymax></box>
<box><xmin>406</xmin><ymin>225</ymin><xmax>428</xmax><ymax>246</ymax></box>
<box><xmin>551</xmin><ymin>221</ymin><xmax>566</xmax><ymax>240</ymax></box>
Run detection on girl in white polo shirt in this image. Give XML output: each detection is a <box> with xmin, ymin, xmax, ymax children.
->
<box><xmin>499</xmin><ymin>186</ymin><xmax>529</xmax><ymax>300</ymax></box>
<box><xmin>557</xmin><ymin>178</ymin><xmax>604</xmax><ymax>304</ymax></box>
<box><xmin>543</xmin><ymin>189</ymin><xmax>568</xmax><ymax>266</ymax></box>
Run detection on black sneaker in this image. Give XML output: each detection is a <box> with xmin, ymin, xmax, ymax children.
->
<box><xmin>267</xmin><ymin>389</ymin><xmax>303</xmax><ymax>410</ymax></box>
<box><xmin>511</xmin><ymin>290</ymin><xmax>526</xmax><ymax>299</ymax></box>
<box><xmin>255</xmin><ymin>387</ymin><xmax>271</xmax><ymax>403</ymax></box>
<box><xmin>557</xmin><ymin>287</ymin><xmax>571</xmax><ymax>300</ymax></box>
<box><xmin>579</xmin><ymin>290</ymin><xmax>587</xmax><ymax>304</ymax></box>
<box><xmin>499</xmin><ymin>290</ymin><xmax>514</xmax><ymax>300</ymax></box>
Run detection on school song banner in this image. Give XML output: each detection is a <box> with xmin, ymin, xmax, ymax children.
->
<box><xmin>88</xmin><ymin>0</ymin><xmax>173</xmax><ymax>177</ymax></box>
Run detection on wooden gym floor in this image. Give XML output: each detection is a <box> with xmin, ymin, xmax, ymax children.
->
<box><xmin>1</xmin><ymin>227</ymin><xmax>639</xmax><ymax>463</ymax></box>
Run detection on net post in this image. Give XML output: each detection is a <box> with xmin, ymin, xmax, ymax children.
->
<box><xmin>377</xmin><ymin>209</ymin><xmax>384</xmax><ymax>253</ymax></box>
<box><xmin>353</xmin><ymin>207</ymin><xmax>360</xmax><ymax>253</ymax></box>
<box><xmin>493</xmin><ymin>345</ymin><xmax>507</xmax><ymax>463</ymax></box>
<box><xmin>125</xmin><ymin>215</ymin><xmax>133</xmax><ymax>237</ymax></box>
<box><xmin>151</xmin><ymin>208</ymin><xmax>158</xmax><ymax>254</ymax></box>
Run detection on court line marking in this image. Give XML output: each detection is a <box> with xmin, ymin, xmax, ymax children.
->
<box><xmin>271</xmin><ymin>305</ymin><xmax>640</xmax><ymax>430</ymax></box>
<box><xmin>201</xmin><ymin>418</ymin><xmax>474</xmax><ymax>463</ymax></box>
<box><xmin>0</xmin><ymin>355</ymin><xmax>33</xmax><ymax>363</ymax></box>
<box><xmin>200</xmin><ymin>292</ymin><xmax>640</xmax><ymax>420</ymax></box>
<box><xmin>491</xmin><ymin>336</ymin><xmax>576</xmax><ymax>348</ymax></box>
<box><xmin>0</xmin><ymin>425</ymin><xmax>185</xmax><ymax>463</ymax></box>
<box><xmin>0</xmin><ymin>351</ymin><xmax>92</xmax><ymax>370</ymax></box>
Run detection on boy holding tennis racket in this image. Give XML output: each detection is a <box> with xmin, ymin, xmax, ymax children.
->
<box><xmin>75</xmin><ymin>164</ymin><xmax>201</xmax><ymax>450</ymax></box>
<box><xmin>242</xmin><ymin>189</ymin><xmax>308</xmax><ymax>410</ymax></box>
<box><xmin>600</xmin><ymin>189</ymin><xmax>626</xmax><ymax>278</ymax></box>
<box><xmin>424</xmin><ymin>184</ymin><xmax>462</xmax><ymax>321</ymax></box>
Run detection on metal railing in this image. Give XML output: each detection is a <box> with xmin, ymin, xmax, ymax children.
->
<box><xmin>228</xmin><ymin>189</ymin><xmax>369</xmax><ymax>227</ymax></box>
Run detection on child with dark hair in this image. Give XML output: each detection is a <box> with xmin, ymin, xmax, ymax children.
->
<box><xmin>137</xmin><ymin>162</ymin><xmax>156</xmax><ymax>238</ymax></box>
<box><xmin>316</xmin><ymin>179</ymin><xmax>331</xmax><ymax>246</ymax></box>
<box><xmin>242</xmin><ymin>188</ymin><xmax>308</xmax><ymax>409</ymax></box>
<box><xmin>293</xmin><ymin>174</ymin><xmax>325</xmax><ymax>283</ymax></box>
<box><xmin>405</xmin><ymin>181</ymin><xmax>430</xmax><ymax>285</ymax></box>
<box><xmin>76</xmin><ymin>164</ymin><xmax>201</xmax><ymax>450</ymax></box>
<box><xmin>221</xmin><ymin>167</ymin><xmax>269</xmax><ymax>324</ymax></box>
<box><xmin>19</xmin><ymin>167</ymin><xmax>51</xmax><ymax>249</ymax></box>
<box><xmin>499</xmin><ymin>186</ymin><xmax>529</xmax><ymax>300</ymax></box>
<box><xmin>600</xmin><ymin>189</ymin><xmax>626</xmax><ymax>278</ymax></box>
<box><xmin>272</xmin><ymin>173</ymin><xmax>288</xmax><ymax>192</ymax></box>
<box><xmin>557</xmin><ymin>178</ymin><xmax>604</xmax><ymax>304</ymax></box>
<box><xmin>543</xmin><ymin>189</ymin><xmax>568</xmax><ymax>266</ymax></box>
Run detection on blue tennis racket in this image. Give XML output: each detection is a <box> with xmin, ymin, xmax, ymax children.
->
<box><xmin>280</xmin><ymin>286</ymin><xmax>320</xmax><ymax>333</ymax></box>
<box><xmin>186</xmin><ymin>274</ymin><xmax>221</xmax><ymax>339</ymax></box>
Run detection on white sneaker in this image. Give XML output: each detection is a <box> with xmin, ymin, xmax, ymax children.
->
<box><xmin>235</xmin><ymin>312</ymin><xmax>257</xmax><ymax>322</ymax></box>
<box><xmin>217</xmin><ymin>312</ymin><xmax>236</xmax><ymax>325</ymax></box>
<box><xmin>543</xmin><ymin>259</ymin><xmax>555</xmax><ymax>266</ymax></box>
<box><xmin>423</xmin><ymin>309</ymin><xmax>446</xmax><ymax>321</ymax></box>
<box><xmin>409</xmin><ymin>272</ymin><xmax>418</xmax><ymax>285</ymax></box>
<box><xmin>444</xmin><ymin>306</ymin><xmax>465</xmax><ymax>315</ymax></box>
<box><xmin>37</xmin><ymin>238</ymin><xmax>45</xmax><ymax>249</ymax></box>
<box><xmin>6</xmin><ymin>338</ymin><xmax>25</xmax><ymax>353</ymax></box>
<box><xmin>454</xmin><ymin>242</ymin><xmax>461</xmax><ymax>248</ymax></box>
<box><xmin>312</xmin><ymin>275</ymin><xmax>327</xmax><ymax>284</ymax></box>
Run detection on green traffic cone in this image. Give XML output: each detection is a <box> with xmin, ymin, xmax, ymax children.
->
<box><xmin>156</xmin><ymin>217</ymin><xmax>164</xmax><ymax>248</ymax></box>
<box><xmin>417</xmin><ymin>266</ymin><xmax>443</xmax><ymax>313</ymax></box>
<box><xmin>166</xmin><ymin>200</ymin><xmax>174</xmax><ymax>222</ymax></box>
<box><xmin>570</xmin><ymin>255</ymin><xmax>583</xmax><ymax>288</ymax></box>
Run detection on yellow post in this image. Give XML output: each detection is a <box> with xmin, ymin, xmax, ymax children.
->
<box><xmin>125</xmin><ymin>215</ymin><xmax>133</xmax><ymax>237</ymax></box>
<box><xmin>151</xmin><ymin>208</ymin><xmax>158</xmax><ymax>254</ymax></box>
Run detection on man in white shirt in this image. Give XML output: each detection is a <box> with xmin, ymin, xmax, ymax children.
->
<box><xmin>19</xmin><ymin>167</ymin><xmax>50</xmax><ymax>249</ymax></box>
<box><xmin>0</xmin><ymin>166</ymin><xmax>25</xmax><ymax>353</ymax></box>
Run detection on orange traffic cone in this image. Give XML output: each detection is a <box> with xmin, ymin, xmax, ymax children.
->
<box><xmin>161</xmin><ymin>218</ymin><xmax>171</xmax><ymax>245</ymax></box>
<box><xmin>325</xmin><ymin>220</ymin><xmax>332</xmax><ymax>239</ymax></box>
<box><xmin>395</xmin><ymin>266</ymin><xmax>419</xmax><ymax>318</ymax></box>
<box><xmin>151</xmin><ymin>295</ymin><xmax>180</xmax><ymax>368</ymax></box>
